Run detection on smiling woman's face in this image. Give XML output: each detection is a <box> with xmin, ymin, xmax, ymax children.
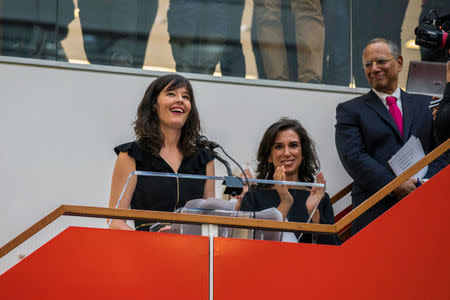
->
<box><xmin>268</xmin><ymin>129</ymin><xmax>302</xmax><ymax>181</ymax></box>
<box><xmin>155</xmin><ymin>84</ymin><xmax>192</xmax><ymax>130</ymax></box>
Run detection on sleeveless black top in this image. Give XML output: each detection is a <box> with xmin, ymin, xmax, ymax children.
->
<box><xmin>114</xmin><ymin>141</ymin><xmax>214</xmax><ymax>230</ymax></box>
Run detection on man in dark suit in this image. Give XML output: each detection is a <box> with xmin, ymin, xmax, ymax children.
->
<box><xmin>433</xmin><ymin>60</ymin><xmax>450</xmax><ymax>165</ymax></box>
<box><xmin>335</xmin><ymin>38</ymin><xmax>447</xmax><ymax>235</ymax></box>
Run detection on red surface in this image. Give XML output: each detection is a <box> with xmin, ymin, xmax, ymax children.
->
<box><xmin>0</xmin><ymin>228</ymin><xmax>209</xmax><ymax>300</ymax></box>
<box><xmin>214</xmin><ymin>166</ymin><xmax>450</xmax><ymax>299</ymax></box>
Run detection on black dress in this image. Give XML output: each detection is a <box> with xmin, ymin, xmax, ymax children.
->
<box><xmin>241</xmin><ymin>188</ymin><xmax>339</xmax><ymax>245</ymax></box>
<box><xmin>114</xmin><ymin>141</ymin><xmax>214</xmax><ymax>230</ymax></box>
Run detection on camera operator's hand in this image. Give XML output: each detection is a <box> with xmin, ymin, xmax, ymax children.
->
<box><xmin>447</xmin><ymin>59</ymin><xmax>450</xmax><ymax>83</ymax></box>
<box><xmin>434</xmin><ymin>60</ymin><xmax>450</xmax><ymax>120</ymax></box>
<box><xmin>432</xmin><ymin>95</ymin><xmax>440</xmax><ymax>120</ymax></box>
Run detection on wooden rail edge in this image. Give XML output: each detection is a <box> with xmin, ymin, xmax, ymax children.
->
<box><xmin>1</xmin><ymin>138</ymin><xmax>448</xmax><ymax>259</ymax></box>
<box><xmin>0</xmin><ymin>206</ymin><xmax>336</xmax><ymax>259</ymax></box>
<box><xmin>0</xmin><ymin>206</ymin><xmax>64</xmax><ymax>259</ymax></box>
<box><xmin>334</xmin><ymin>138</ymin><xmax>450</xmax><ymax>232</ymax></box>
<box><xmin>62</xmin><ymin>205</ymin><xmax>335</xmax><ymax>233</ymax></box>
<box><xmin>330</xmin><ymin>182</ymin><xmax>353</xmax><ymax>204</ymax></box>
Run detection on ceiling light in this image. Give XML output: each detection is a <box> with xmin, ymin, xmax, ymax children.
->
<box><xmin>405</xmin><ymin>39</ymin><xmax>420</xmax><ymax>50</ymax></box>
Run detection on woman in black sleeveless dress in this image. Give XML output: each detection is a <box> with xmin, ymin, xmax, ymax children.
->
<box><xmin>109</xmin><ymin>74</ymin><xmax>215</xmax><ymax>230</ymax></box>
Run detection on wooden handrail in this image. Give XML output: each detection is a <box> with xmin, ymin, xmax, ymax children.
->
<box><xmin>62</xmin><ymin>205</ymin><xmax>336</xmax><ymax>233</ymax></box>
<box><xmin>330</xmin><ymin>182</ymin><xmax>353</xmax><ymax>243</ymax></box>
<box><xmin>1</xmin><ymin>138</ymin><xmax>448</xmax><ymax>259</ymax></box>
<box><xmin>330</xmin><ymin>182</ymin><xmax>353</xmax><ymax>204</ymax></box>
<box><xmin>0</xmin><ymin>205</ymin><xmax>336</xmax><ymax>259</ymax></box>
<box><xmin>0</xmin><ymin>206</ymin><xmax>64</xmax><ymax>259</ymax></box>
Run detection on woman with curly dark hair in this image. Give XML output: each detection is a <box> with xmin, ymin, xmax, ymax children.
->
<box><xmin>109</xmin><ymin>74</ymin><xmax>215</xmax><ymax>231</ymax></box>
<box><xmin>240</xmin><ymin>118</ymin><xmax>338</xmax><ymax>244</ymax></box>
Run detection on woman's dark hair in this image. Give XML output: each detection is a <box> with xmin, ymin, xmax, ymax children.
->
<box><xmin>134</xmin><ymin>74</ymin><xmax>201</xmax><ymax>157</ymax></box>
<box><xmin>256</xmin><ymin>118</ymin><xmax>320</xmax><ymax>184</ymax></box>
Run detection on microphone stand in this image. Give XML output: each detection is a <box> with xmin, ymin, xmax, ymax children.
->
<box><xmin>207</xmin><ymin>148</ymin><xmax>244</xmax><ymax>197</ymax></box>
<box><xmin>196</xmin><ymin>135</ymin><xmax>251</xmax><ymax>209</ymax></box>
<box><xmin>215</xmin><ymin>145</ymin><xmax>252</xmax><ymax>211</ymax></box>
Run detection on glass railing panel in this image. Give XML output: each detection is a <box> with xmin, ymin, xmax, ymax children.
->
<box><xmin>107</xmin><ymin>170</ymin><xmax>335</xmax><ymax>244</ymax></box>
<box><xmin>74</xmin><ymin>0</ymin><xmax>156</xmax><ymax>68</ymax></box>
<box><xmin>322</xmin><ymin>0</ymin><xmax>351</xmax><ymax>86</ymax></box>
<box><xmin>251</xmin><ymin>0</ymin><xmax>352</xmax><ymax>86</ymax></box>
<box><xmin>1</xmin><ymin>0</ymin><xmax>353</xmax><ymax>87</ymax></box>
<box><xmin>0</xmin><ymin>0</ymin><xmax>59</xmax><ymax>60</ymax></box>
<box><xmin>5</xmin><ymin>1</ymin><xmax>445</xmax><ymax>91</ymax></box>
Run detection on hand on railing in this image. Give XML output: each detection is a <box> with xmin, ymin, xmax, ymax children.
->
<box><xmin>392</xmin><ymin>178</ymin><xmax>417</xmax><ymax>200</ymax></box>
<box><xmin>447</xmin><ymin>59</ymin><xmax>450</xmax><ymax>82</ymax></box>
<box><xmin>109</xmin><ymin>219</ymin><xmax>133</xmax><ymax>231</ymax></box>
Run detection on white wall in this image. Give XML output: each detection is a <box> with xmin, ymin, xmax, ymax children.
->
<box><xmin>0</xmin><ymin>58</ymin><xmax>365</xmax><ymax>273</ymax></box>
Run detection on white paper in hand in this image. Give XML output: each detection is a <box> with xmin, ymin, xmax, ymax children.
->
<box><xmin>388</xmin><ymin>136</ymin><xmax>428</xmax><ymax>180</ymax></box>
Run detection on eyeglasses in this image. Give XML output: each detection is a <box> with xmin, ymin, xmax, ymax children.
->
<box><xmin>362</xmin><ymin>57</ymin><xmax>394</xmax><ymax>69</ymax></box>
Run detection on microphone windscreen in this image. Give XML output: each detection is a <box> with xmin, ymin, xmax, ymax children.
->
<box><xmin>196</xmin><ymin>135</ymin><xmax>209</xmax><ymax>147</ymax></box>
<box><xmin>195</xmin><ymin>135</ymin><xmax>219</xmax><ymax>149</ymax></box>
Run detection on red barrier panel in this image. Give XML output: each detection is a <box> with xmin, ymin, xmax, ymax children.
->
<box><xmin>0</xmin><ymin>228</ymin><xmax>209</xmax><ymax>300</ymax></box>
<box><xmin>214</xmin><ymin>166</ymin><xmax>450</xmax><ymax>299</ymax></box>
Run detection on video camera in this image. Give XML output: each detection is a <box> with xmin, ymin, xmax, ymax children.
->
<box><xmin>415</xmin><ymin>10</ymin><xmax>450</xmax><ymax>49</ymax></box>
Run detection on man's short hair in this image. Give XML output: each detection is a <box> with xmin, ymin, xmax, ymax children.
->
<box><xmin>362</xmin><ymin>38</ymin><xmax>401</xmax><ymax>61</ymax></box>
